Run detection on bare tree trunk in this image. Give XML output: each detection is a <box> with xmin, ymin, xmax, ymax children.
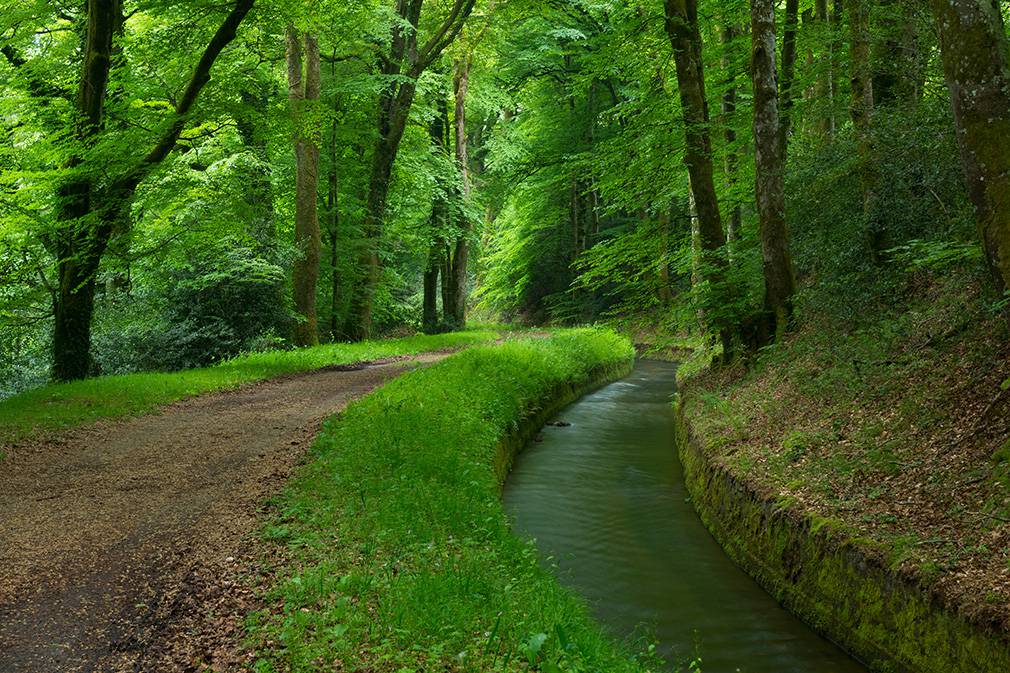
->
<box><xmin>930</xmin><ymin>0</ymin><xmax>1010</xmax><ymax>293</ymax></box>
<box><xmin>752</xmin><ymin>0</ymin><xmax>797</xmax><ymax>341</ymax></box>
<box><xmin>665</xmin><ymin>0</ymin><xmax>733</xmax><ymax>356</ymax></box>
<box><xmin>286</xmin><ymin>28</ymin><xmax>321</xmax><ymax>347</ymax></box>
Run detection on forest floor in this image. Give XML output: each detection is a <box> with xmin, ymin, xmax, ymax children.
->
<box><xmin>0</xmin><ymin>352</ymin><xmax>451</xmax><ymax>673</ymax></box>
<box><xmin>679</xmin><ymin>272</ymin><xmax>1010</xmax><ymax>630</ymax></box>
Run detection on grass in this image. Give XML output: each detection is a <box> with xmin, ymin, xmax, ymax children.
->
<box><xmin>0</xmin><ymin>330</ymin><xmax>498</xmax><ymax>447</ymax></box>
<box><xmin>245</xmin><ymin>328</ymin><xmax>661</xmax><ymax>673</ymax></box>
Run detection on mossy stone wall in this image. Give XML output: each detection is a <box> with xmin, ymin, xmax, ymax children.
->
<box><xmin>674</xmin><ymin>400</ymin><xmax>1010</xmax><ymax>673</ymax></box>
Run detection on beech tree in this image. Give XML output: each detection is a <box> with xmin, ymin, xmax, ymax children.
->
<box><xmin>47</xmin><ymin>0</ymin><xmax>256</xmax><ymax>380</ymax></box>
<box><xmin>345</xmin><ymin>0</ymin><xmax>477</xmax><ymax>340</ymax></box>
<box><xmin>751</xmin><ymin>0</ymin><xmax>796</xmax><ymax>339</ymax></box>
<box><xmin>286</xmin><ymin>28</ymin><xmax>322</xmax><ymax>347</ymax></box>
<box><xmin>930</xmin><ymin>0</ymin><xmax>1010</xmax><ymax>294</ymax></box>
<box><xmin>664</xmin><ymin>0</ymin><xmax>733</xmax><ymax>354</ymax></box>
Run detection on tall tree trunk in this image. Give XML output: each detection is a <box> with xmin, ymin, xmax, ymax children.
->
<box><xmin>664</xmin><ymin>0</ymin><xmax>733</xmax><ymax>356</ymax></box>
<box><xmin>828</xmin><ymin>0</ymin><xmax>844</xmax><ymax>136</ymax></box>
<box><xmin>423</xmin><ymin>92</ymin><xmax>451</xmax><ymax>333</ymax></box>
<box><xmin>780</xmin><ymin>0</ymin><xmax>800</xmax><ymax>144</ymax></box>
<box><xmin>50</xmin><ymin>0</ymin><xmax>255</xmax><ymax>380</ymax></box>
<box><xmin>51</xmin><ymin>0</ymin><xmax>120</xmax><ymax>381</ymax></box>
<box><xmin>346</xmin><ymin>0</ymin><xmax>476</xmax><ymax>340</ymax></box>
<box><xmin>846</xmin><ymin>0</ymin><xmax>882</xmax><ymax>254</ymax></box>
<box><xmin>752</xmin><ymin>0</ymin><xmax>797</xmax><ymax>341</ymax></box>
<box><xmin>422</xmin><ymin>245</ymin><xmax>441</xmax><ymax>334</ymax></box>
<box><xmin>326</xmin><ymin>118</ymin><xmax>341</xmax><ymax>341</ymax></box>
<box><xmin>286</xmin><ymin>28</ymin><xmax>322</xmax><ymax>347</ymax></box>
<box><xmin>930</xmin><ymin>0</ymin><xmax>1010</xmax><ymax>293</ymax></box>
<box><xmin>720</xmin><ymin>24</ymin><xmax>742</xmax><ymax>253</ymax></box>
<box><xmin>873</xmin><ymin>0</ymin><xmax>921</xmax><ymax>105</ymax></box>
<box><xmin>447</xmin><ymin>56</ymin><xmax>472</xmax><ymax>328</ymax></box>
<box><xmin>813</xmin><ymin>0</ymin><xmax>833</xmax><ymax>136</ymax></box>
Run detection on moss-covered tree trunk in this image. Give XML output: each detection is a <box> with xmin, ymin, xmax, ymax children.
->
<box><xmin>286</xmin><ymin>28</ymin><xmax>322</xmax><ymax>347</ymax></box>
<box><xmin>930</xmin><ymin>0</ymin><xmax>1010</xmax><ymax>294</ymax></box>
<box><xmin>50</xmin><ymin>0</ymin><xmax>120</xmax><ymax>381</ymax></box>
<box><xmin>50</xmin><ymin>0</ymin><xmax>255</xmax><ymax>380</ymax></box>
<box><xmin>664</xmin><ymin>0</ymin><xmax>733</xmax><ymax>356</ymax></box>
<box><xmin>846</xmin><ymin>0</ymin><xmax>882</xmax><ymax>255</ymax></box>
<box><xmin>752</xmin><ymin>0</ymin><xmax>797</xmax><ymax>341</ymax></box>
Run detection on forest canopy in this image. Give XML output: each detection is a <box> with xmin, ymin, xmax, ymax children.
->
<box><xmin>2</xmin><ymin>0</ymin><xmax>1009</xmax><ymax>392</ymax></box>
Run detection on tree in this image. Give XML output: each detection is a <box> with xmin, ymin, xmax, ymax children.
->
<box><xmin>752</xmin><ymin>0</ymin><xmax>797</xmax><ymax>340</ymax></box>
<box><xmin>929</xmin><ymin>0</ymin><xmax>1010</xmax><ymax>294</ymax></box>
<box><xmin>286</xmin><ymin>28</ymin><xmax>322</xmax><ymax>347</ymax></box>
<box><xmin>447</xmin><ymin>50</ymin><xmax>474</xmax><ymax>327</ymax></box>
<box><xmin>423</xmin><ymin>93</ymin><xmax>452</xmax><ymax>334</ymax></box>
<box><xmin>779</xmin><ymin>0</ymin><xmax>800</xmax><ymax>144</ymax></box>
<box><xmin>664</xmin><ymin>0</ymin><xmax>733</xmax><ymax>355</ymax></box>
<box><xmin>345</xmin><ymin>0</ymin><xmax>477</xmax><ymax>340</ymax></box>
<box><xmin>720</xmin><ymin>23</ymin><xmax>742</xmax><ymax>250</ymax></box>
<box><xmin>49</xmin><ymin>0</ymin><xmax>256</xmax><ymax>380</ymax></box>
<box><xmin>846</xmin><ymin>0</ymin><xmax>881</xmax><ymax>254</ymax></box>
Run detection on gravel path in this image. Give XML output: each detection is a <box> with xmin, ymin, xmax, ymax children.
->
<box><xmin>0</xmin><ymin>353</ymin><xmax>448</xmax><ymax>672</ymax></box>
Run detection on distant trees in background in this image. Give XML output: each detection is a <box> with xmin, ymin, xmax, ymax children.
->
<box><xmin>2</xmin><ymin>0</ymin><xmax>1010</xmax><ymax>390</ymax></box>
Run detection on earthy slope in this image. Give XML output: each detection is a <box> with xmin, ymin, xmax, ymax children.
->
<box><xmin>679</xmin><ymin>275</ymin><xmax>1010</xmax><ymax>629</ymax></box>
<box><xmin>0</xmin><ymin>353</ymin><xmax>447</xmax><ymax>673</ymax></box>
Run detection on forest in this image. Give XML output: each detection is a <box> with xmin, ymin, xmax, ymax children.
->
<box><xmin>1</xmin><ymin>0</ymin><xmax>1008</xmax><ymax>386</ymax></box>
<box><xmin>3</xmin><ymin>0</ymin><xmax>1010</xmax><ymax>672</ymax></box>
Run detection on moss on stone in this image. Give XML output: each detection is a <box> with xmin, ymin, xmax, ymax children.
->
<box><xmin>674</xmin><ymin>400</ymin><xmax>1010</xmax><ymax>673</ymax></box>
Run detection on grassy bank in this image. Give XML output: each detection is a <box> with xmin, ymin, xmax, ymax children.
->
<box><xmin>678</xmin><ymin>271</ymin><xmax>1010</xmax><ymax>630</ymax></box>
<box><xmin>246</xmin><ymin>329</ymin><xmax>654</xmax><ymax>672</ymax></box>
<box><xmin>0</xmin><ymin>330</ymin><xmax>497</xmax><ymax>447</ymax></box>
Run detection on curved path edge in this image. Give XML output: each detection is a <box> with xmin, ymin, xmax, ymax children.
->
<box><xmin>0</xmin><ymin>352</ymin><xmax>451</xmax><ymax>672</ymax></box>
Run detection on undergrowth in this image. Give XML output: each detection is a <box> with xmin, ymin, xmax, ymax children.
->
<box><xmin>0</xmin><ymin>330</ymin><xmax>497</xmax><ymax>447</ymax></box>
<box><xmin>245</xmin><ymin>329</ymin><xmax>664</xmax><ymax>672</ymax></box>
<box><xmin>679</xmin><ymin>269</ymin><xmax>1010</xmax><ymax>620</ymax></box>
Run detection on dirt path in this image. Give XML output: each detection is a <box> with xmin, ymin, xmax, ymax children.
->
<box><xmin>0</xmin><ymin>353</ymin><xmax>449</xmax><ymax>672</ymax></box>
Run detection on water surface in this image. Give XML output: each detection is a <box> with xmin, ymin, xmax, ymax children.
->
<box><xmin>503</xmin><ymin>359</ymin><xmax>867</xmax><ymax>673</ymax></box>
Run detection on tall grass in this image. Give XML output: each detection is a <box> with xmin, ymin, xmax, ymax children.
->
<box><xmin>247</xmin><ymin>328</ymin><xmax>656</xmax><ymax>672</ymax></box>
<box><xmin>0</xmin><ymin>331</ymin><xmax>497</xmax><ymax>446</ymax></box>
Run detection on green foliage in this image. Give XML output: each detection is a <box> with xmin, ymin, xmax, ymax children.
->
<box><xmin>0</xmin><ymin>330</ymin><xmax>497</xmax><ymax>447</ymax></box>
<box><xmin>246</xmin><ymin>329</ymin><xmax>650</xmax><ymax>672</ymax></box>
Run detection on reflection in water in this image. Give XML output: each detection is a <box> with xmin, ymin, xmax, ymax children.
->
<box><xmin>503</xmin><ymin>360</ymin><xmax>867</xmax><ymax>673</ymax></box>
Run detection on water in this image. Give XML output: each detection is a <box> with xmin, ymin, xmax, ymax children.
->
<box><xmin>503</xmin><ymin>359</ymin><xmax>867</xmax><ymax>673</ymax></box>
